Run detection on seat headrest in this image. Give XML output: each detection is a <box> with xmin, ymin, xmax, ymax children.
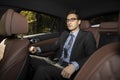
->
<box><xmin>80</xmin><ymin>20</ymin><xmax>90</xmax><ymax>29</ymax></box>
<box><xmin>100</xmin><ymin>22</ymin><xmax>118</xmax><ymax>32</ymax></box>
<box><xmin>0</xmin><ymin>9</ymin><xmax>28</xmax><ymax>36</ymax></box>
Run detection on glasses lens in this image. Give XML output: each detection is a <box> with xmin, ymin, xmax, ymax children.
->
<box><xmin>66</xmin><ymin>18</ymin><xmax>77</xmax><ymax>22</ymax></box>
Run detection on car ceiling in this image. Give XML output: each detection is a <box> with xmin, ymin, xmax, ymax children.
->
<box><xmin>0</xmin><ymin>0</ymin><xmax>119</xmax><ymax>18</ymax></box>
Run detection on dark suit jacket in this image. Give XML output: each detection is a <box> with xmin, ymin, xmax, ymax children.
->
<box><xmin>40</xmin><ymin>30</ymin><xmax>96</xmax><ymax>69</ymax></box>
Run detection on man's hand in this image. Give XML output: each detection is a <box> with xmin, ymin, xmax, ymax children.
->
<box><xmin>29</xmin><ymin>46</ymin><xmax>38</xmax><ymax>54</ymax></box>
<box><xmin>61</xmin><ymin>64</ymin><xmax>75</xmax><ymax>79</ymax></box>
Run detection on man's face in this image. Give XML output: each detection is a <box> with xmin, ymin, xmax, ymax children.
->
<box><xmin>66</xmin><ymin>14</ymin><xmax>81</xmax><ymax>32</ymax></box>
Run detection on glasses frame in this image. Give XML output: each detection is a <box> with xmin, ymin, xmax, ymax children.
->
<box><xmin>66</xmin><ymin>18</ymin><xmax>78</xmax><ymax>22</ymax></box>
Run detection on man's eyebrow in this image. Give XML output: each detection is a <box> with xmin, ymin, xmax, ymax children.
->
<box><xmin>67</xmin><ymin>18</ymin><xmax>77</xmax><ymax>19</ymax></box>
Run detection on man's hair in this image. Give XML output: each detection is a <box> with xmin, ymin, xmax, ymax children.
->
<box><xmin>66</xmin><ymin>10</ymin><xmax>81</xmax><ymax>20</ymax></box>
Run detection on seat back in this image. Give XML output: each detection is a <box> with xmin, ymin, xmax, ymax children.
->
<box><xmin>74</xmin><ymin>42</ymin><xmax>120</xmax><ymax>80</ymax></box>
<box><xmin>80</xmin><ymin>20</ymin><xmax>100</xmax><ymax>48</ymax></box>
<box><xmin>99</xmin><ymin>22</ymin><xmax>119</xmax><ymax>48</ymax></box>
<box><xmin>0</xmin><ymin>9</ymin><xmax>29</xmax><ymax>80</ymax></box>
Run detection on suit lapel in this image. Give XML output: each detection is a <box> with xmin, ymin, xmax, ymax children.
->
<box><xmin>58</xmin><ymin>31</ymin><xmax>69</xmax><ymax>58</ymax></box>
<box><xmin>70</xmin><ymin>30</ymin><xmax>83</xmax><ymax>59</ymax></box>
<box><xmin>61</xmin><ymin>32</ymin><xmax>69</xmax><ymax>46</ymax></box>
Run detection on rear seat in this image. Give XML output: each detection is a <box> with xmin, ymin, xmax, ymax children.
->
<box><xmin>99</xmin><ymin>22</ymin><xmax>119</xmax><ymax>48</ymax></box>
<box><xmin>80</xmin><ymin>20</ymin><xmax>100</xmax><ymax>48</ymax></box>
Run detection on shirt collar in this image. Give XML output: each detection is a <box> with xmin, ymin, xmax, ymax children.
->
<box><xmin>70</xmin><ymin>29</ymin><xmax>79</xmax><ymax>38</ymax></box>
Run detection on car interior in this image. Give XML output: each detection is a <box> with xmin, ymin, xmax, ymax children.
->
<box><xmin>0</xmin><ymin>0</ymin><xmax>120</xmax><ymax>80</ymax></box>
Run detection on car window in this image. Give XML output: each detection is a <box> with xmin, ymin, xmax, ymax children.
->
<box><xmin>20</xmin><ymin>10</ymin><xmax>61</xmax><ymax>35</ymax></box>
<box><xmin>89</xmin><ymin>12</ymin><xmax>118</xmax><ymax>27</ymax></box>
<box><xmin>20</xmin><ymin>10</ymin><xmax>119</xmax><ymax>35</ymax></box>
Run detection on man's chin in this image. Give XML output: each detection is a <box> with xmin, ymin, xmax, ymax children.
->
<box><xmin>68</xmin><ymin>27</ymin><xmax>73</xmax><ymax>30</ymax></box>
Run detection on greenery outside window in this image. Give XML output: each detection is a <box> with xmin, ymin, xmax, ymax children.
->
<box><xmin>20</xmin><ymin>10</ymin><xmax>60</xmax><ymax>35</ymax></box>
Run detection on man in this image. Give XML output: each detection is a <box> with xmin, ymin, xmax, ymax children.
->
<box><xmin>29</xmin><ymin>10</ymin><xmax>96</xmax><ymax>80</ymax></box>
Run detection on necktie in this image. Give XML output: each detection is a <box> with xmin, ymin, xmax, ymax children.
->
<box><xmin>64</xmin><ymin>34</ymin><xmax>74</xmax><ymax>58</ymax></box>
<box><xmin>58</xmin><ymin>34</ymin><xmax>74</xmax><ymax>65</ymax></box>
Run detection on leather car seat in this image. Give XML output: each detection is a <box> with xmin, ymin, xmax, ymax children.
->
<box><xmin>74</xmin><ymin>42</ymin><xmax>120</xmax><ymax>80</ymax></box>
<box><xmin>80</xmin><ymin>20</ymin><xmax>100</xmax><ymax>48</ymax></box>
<box><xmin>0</xmin><ymin>9</ymin><xmax>29</xmax><ymax>80</ymax></box>
<box><xmin>99</xmin><ymin>22</ymin><xmax>119</xmax><ymax>48</ymax></box>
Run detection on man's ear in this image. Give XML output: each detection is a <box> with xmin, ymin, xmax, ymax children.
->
<box><xmin>78</xmin><ymin>20</ymin><xmax>81</xmax><ymax>25</ymax></box>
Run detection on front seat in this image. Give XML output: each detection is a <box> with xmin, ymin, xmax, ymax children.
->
<box><xmin>0</xmin><ymin>9</ymin><xmax>29</xmax><ymax>80</ymax></box>
<box><xmin>74</xmin><ymin>42</ymin><xmax>120</xmax><ymax>80</ymax></box>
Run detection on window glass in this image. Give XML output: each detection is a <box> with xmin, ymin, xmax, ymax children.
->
<box><xmin>89</xmin><ymin>12</ymin><xmax>118</xmax><ymax>27</ymax></box>
<box><xmin>20</xmin><ymin>10</ymin><xmax>60</xmax><ymax>35</ymax></box>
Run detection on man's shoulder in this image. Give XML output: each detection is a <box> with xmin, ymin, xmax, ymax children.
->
<box><xmin>80</xmin><ymin>30</ymin><xmax>92</xmax><ymax>35</ymax></box>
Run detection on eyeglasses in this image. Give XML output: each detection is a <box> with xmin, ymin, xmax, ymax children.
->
<box><xmin>66</xmin><ymin>18</ymin><xmax>78</xmax><ymax>22</ymax></box>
